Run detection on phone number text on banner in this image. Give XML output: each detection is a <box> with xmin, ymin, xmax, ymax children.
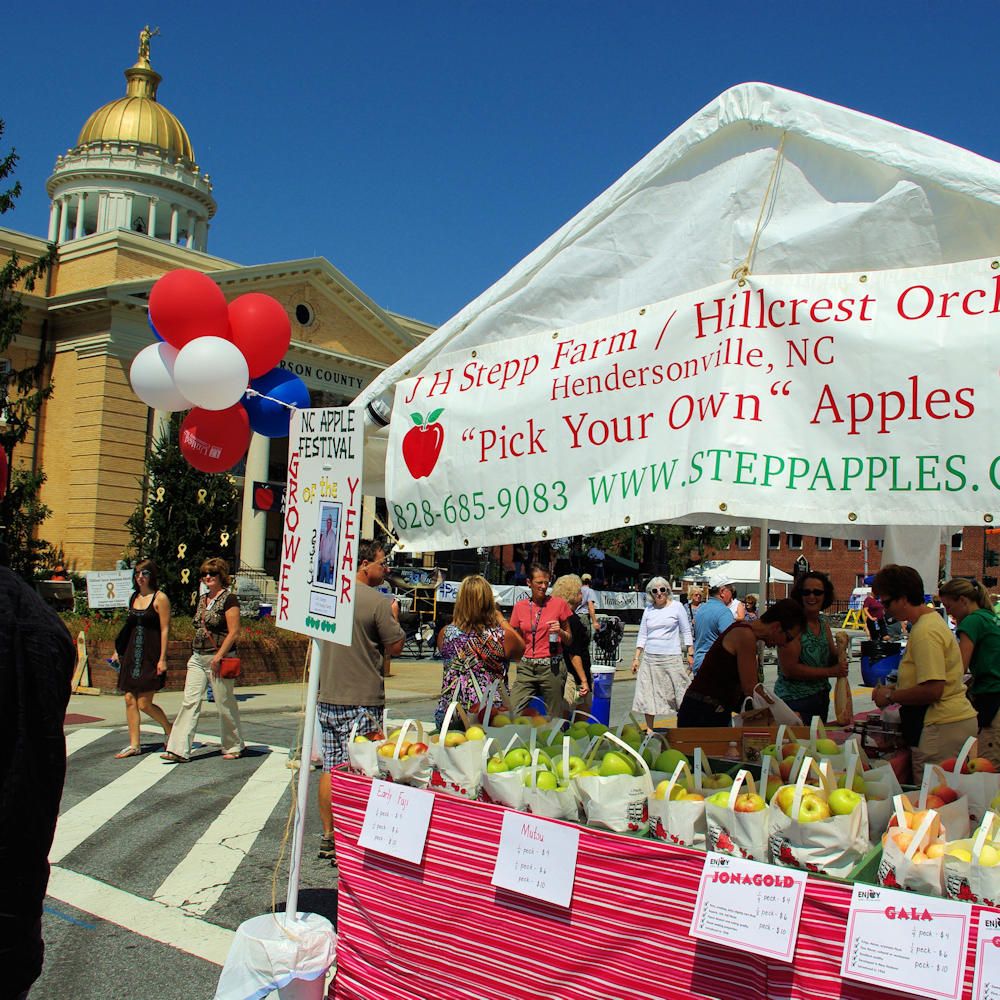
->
<box><xmin>386</xmin><ymin>257</ymin><xmax>1000</xmax><ymax>549</ymax></box>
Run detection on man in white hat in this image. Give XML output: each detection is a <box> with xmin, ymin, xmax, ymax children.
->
<box><xmin>692</xmin><ymin>579</ymin><xmax>737</xmax><ymax>673</ymax></box>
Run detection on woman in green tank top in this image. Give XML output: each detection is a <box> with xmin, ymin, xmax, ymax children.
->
<box><xmin>775</xmin><ymin>572</ymin><xmax>848</xmax><ymax>724</ymax></box>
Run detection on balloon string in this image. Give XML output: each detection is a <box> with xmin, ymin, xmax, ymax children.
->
<box><xmin>244</xmin><ymin>388</ymin><xmax>300</xmax><ymax>411</ymax></box>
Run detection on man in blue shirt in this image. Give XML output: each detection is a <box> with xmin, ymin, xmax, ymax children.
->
<box><xmin>692</xmin><ymin>579</ymin><xmax>737</xmax><ymax>673</ymax></box>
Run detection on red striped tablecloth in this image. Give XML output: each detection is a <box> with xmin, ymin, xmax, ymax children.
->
<box><xmin>329</xmin><ymin>768</ymin><xmax>983</xmax><ymax>1000</ymax></box>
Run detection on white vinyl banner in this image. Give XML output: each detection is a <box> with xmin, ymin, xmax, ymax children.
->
<box><xmin>276</xmin><ymin>407</ymin><xmax>363</xmax><ymax>645</ymax></box>
<box><xmin>386</xmin><ymin>257</ymin><xmax>1000</xmax><ymax>549</ymax></box>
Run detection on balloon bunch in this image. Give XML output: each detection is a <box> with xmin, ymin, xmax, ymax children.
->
<box><xmin>129</xmin><ymin>270</ymin><xmax>310</xmax><ymax>472</ymax></box>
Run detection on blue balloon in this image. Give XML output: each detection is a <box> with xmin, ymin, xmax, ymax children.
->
<box><xmin>243</xmin><ymin>368</ymin><xmax>311</xmax><ymax>438</ymax></box>
<box><xmin>148</xmin><ymin>311</ymin><xmax>164</xmax><ymax>342</ymax></box>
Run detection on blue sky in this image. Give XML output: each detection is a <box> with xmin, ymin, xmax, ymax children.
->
<box><xmin>2</xmin><ymin>1</ymin><xmax>997</xmax><ymax>326</ymax></box>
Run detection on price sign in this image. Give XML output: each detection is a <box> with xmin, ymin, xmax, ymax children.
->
<box><xmin>973</xmin><ymin>910</ymin><xmax>1000</xmax><ymax>999</ymax></box>
<box><xmin>357</xmin><ymin>779</ymin><xmax>434</xmax><ymax>864</ymax></box>
<box><xmin>690</xmin><ymin>853</ymin><xmax>807</xmax><ymax>961</ymax></box>
<box><xmin>491</xmin><ymin>811</ymin><xmax>579</xmax><ymax>908</ymax></box>
<box><xmin>841</xmin><ymin>883</ymin><xmax>970</xmax><ymax>999</ymax></box>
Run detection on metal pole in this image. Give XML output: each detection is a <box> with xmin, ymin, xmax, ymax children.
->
<box><xmin>285</xmin><ymin>637</ymin><xmax>323</xmax><ymax>918</ymax></box>
<box><xmin>759</xmin><ymin>520</ymin><xmax>770</xmax><ymax>606</ymax></box>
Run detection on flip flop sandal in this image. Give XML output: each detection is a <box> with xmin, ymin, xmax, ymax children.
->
<box><xmin>160</xmin><ymin>751</ymin><xmax>189</xmax><ymax>763</ymax></box>
<box><xmin>222</xmin><ymin>750</ymin><xmax>245</xmax><ymax>760</ymax></box>
<box><xmin>115</xmin><ymin>745</ymin><xmax>141</xmax><ymax>759</ymax></box>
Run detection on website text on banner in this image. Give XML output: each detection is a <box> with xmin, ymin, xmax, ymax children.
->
<box><xmin>386</xmin><ymin>257</ymin><xmax>1000</xmax><ymax>549</ymax></box>
<box><xmin>277</xmin><ymin>406</ymin><xmax>363</xmax><ymax>645</ymax></box>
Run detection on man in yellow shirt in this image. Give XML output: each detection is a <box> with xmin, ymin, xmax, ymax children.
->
<box><xmin>872</xmin><ymin>564</ymin><xmax>976</xmax><ymax>783</ymax></box>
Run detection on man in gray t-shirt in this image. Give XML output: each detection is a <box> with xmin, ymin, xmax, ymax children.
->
<box><xmin>316</xmin><ymin>541</ymin><xmax>404</xmax><ymax>864</ymax></box>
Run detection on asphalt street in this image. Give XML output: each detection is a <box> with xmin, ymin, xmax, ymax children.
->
<box><xmin>45</xmin><ymin>630</ymin><xmax>875</xmax><ymax>999</ymax></box>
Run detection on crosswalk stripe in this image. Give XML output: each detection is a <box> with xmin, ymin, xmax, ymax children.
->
<box><xmin>47</xmin><ymin>866</ymin><xmax>234</xmax><ymax>966</ymax></box>
<box><xmin>153</xmin><ymin>751</ymin><xmax>293</xmax><ymax>915</ymax></box>
<box><xmin>65</xmin><ymin>727</ymin><xmax>114</xmax><ymax>756</ymax></box>
<box><xmin>50</xmin><ymin>753</ymin><xmax>175</xmax><ymax>864</ymax></box>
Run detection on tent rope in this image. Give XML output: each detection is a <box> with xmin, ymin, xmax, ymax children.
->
<box><xmin>732</xmin><ymin>131</ymin><xmax>788</xmax><ymax>283</ymax></box>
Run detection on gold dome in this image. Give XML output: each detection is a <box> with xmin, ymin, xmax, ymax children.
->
<box><xmin>76</xmin><ymin>43</ymin><xmax>195</xmax><ymax>161</ymax></box>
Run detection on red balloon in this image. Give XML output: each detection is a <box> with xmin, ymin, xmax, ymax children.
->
<box><xmin>149</xmin><ymin>269</ymin><xmax>231</xmax><ymax>350</ymax></box>
<box><xmin>179</xmin><ymin>404</ymin><xmax>251</xmax><ymax>473</ymax></box>
<box><xmin>228</xmin><ymin>294</ymin><xmax>292</xmax><ymax>378</ymax></box>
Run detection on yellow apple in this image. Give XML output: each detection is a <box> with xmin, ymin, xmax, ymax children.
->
<box><xmin>946</xmin><ymin>846</ymin><xmax>973</xmax><ymax>863</ymax></box>
<box><xmin>443</xmin><ymin>732</ymin><xmax>467</xmax><ymax>747</ymax></box>
<box><xmin>464</xmin><ymin>725</ymin><xmax>487</xmax><ymax>741</ymax></box>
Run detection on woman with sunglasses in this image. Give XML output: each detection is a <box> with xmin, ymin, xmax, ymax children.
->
<box><xmin>872</xmin><ymin>565</ymin><xmax>976</xmax><ymax>783</ymax></box>
<box><xmin>111</xmin><ymin>560</ymin><xmax>173</xmax><ymax>758</ymax></box>
<box><xmin>163</xmin><ymin>558</ymin><xmax>246</xmax><ymax>763</ymax></box>
<box><xmin>939</xmin><ymin>576</ymin><xmax>1000</xmax><ymax>769</ymax></box>
<box><xmin>631</xmin><ymin>578</ymin><xmax>693</xmax><ymax>730</ymax></box>
<box><xmin>774</xmin><ymin>572</ymin><xmax>848</xmax><ymax>725</ymax></box>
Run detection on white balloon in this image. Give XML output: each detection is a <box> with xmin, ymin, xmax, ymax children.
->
<box><xmin>173</xmin><ymin>337</ymin><xmax>250</xmax><ymax>411</ymax></box>
<box><xmin>129</xmin><ymin>342</ymin><xmax>192</xmax><ymax>411</ymax></box>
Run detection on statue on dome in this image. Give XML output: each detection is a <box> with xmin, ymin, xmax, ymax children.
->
<box><xmin>138</xmin><ymin>25</ymin><xmax>160</xmax><ymax>62</ymax></box>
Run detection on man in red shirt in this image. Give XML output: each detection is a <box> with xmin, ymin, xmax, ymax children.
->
<box><xmin>509</xmin><ymin>564</ymin><xmax>573</xmax><ymax>718</ymax></box>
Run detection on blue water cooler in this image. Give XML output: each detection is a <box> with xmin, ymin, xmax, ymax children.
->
<box><xmin>590</xmin><ymin>666</ymin><xmax>615</xmax><ymax>725</ymax></box>
<box><xmin>860</xmin><ymin>640</ymin><xmax>903</xmax><ymax>686</ymax></box>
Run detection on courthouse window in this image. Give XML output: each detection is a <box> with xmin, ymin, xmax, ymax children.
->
<box><xmin>815</xmin><ymin>537</ymin><xmax>832</xmax><ymax>550</ymax></box>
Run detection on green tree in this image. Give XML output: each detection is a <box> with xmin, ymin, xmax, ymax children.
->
<box><xmin>0</xmin><ymin>118</ymin><xmax>58</xmax><ymax>575</ymax></box>
<box><xmin>585</xmin><ymin>523</ymin><xmax>734</xmax><ymax>581</ymax></box>
<box><xmin>126</xmin><ymin>415</ymin><xmax>241</xmax><ymax>609</ymax></box>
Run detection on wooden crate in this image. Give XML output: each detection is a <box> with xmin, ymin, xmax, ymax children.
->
<box><xmin>665</xmin><ymin>725</ymin><xmax>813</xmax><ymax>760</ymax></box>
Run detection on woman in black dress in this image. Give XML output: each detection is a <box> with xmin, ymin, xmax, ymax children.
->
<box><xmin>112</xmin><ymin>560</ymin><xmax>172</xmax><ymax>758</ymax></box>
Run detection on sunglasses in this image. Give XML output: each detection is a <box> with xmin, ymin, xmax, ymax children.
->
<box><xmin>201</xmin><ymin>571</ymin><xmax>218</xmax><ymax>579</ymax></box>
<box><xmin>650</xmin><ymin>587</ymin><xmax>669</xmax><ymax>594</ymax></box>
<box><xmin>135</xmin><ymin>569</ymin><xmax>152</xmax><ymax>578</ymax></box>
<box><xmin>799</xmin><ymin>588</ymin><xmax>825</xmax><ymax>597</ymax></box>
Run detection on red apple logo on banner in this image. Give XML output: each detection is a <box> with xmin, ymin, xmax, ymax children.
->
<box><xmin>402</xmin><ymin>408</ymin><xmax>444</xmax><ymax>479</ymax></box>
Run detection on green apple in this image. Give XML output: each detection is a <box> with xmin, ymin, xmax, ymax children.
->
<box><xmin>504</xmin><ymin>748</ymin><xmax>532</xmax><ymax>769</ymax></box>
<box><xmin>599</xmin><ymin>751</ymin><xmax>635</xmax><ymax>777</ymax></box>
<box><xmin>654</xmin><ymin>780</ymin><xmax>687</xmax><ymax>801</ymax></box>
<box><xmin>642</xmin><ymin>747</ymin><xmax>658</xmax><ymax>768</ymax></box>
<box><xmin>492</xmin><ymin>713</ymin><xmax>512</xmax><ymax>727</ymax></box>
<box><xmin>486</xmin><ymin>756</ymin><xmax>508</xmax><ymax>774</ymax></box>
<box><xmin>653</xmin><ymin>748</ymin><xmax>689</xmax><ymax>774</ymax></box>
<box><xmin>578</xmin><ymin>769</ymin><xmax>600</xmax><ymax>777</ymax></box>
<box><xmin>621</xmin><ymin>731</ymin><xmax>643</xmax><ymax>751</ymax></box>
<box><xmin>814</xmin><ymin>738</ymin><xmax>839</xmax><ymax>755</ymax></box>
<box><xmin>464</xmin><ymin>725</ymin><xmax>487</xmax><ymax>741</ymax></box>
<box><xmin>828</xmin><ymin>788</ymin><xmax>862</xmax><ymax>816</ymax></box>
<box><xmin>554</xmin><ymin>756</ymin><xmax>586</xmax><ymax>780</ymax></box>
<box><xmin>764</xmin><ymin>776</ymin><xmax>782</xmax><ymax>803</ymax></box>
<box><xmin>701</xmin><ymin>773</ymin><xmax>734</xmax><ymax>790</ymax></box>
<box><xmin>707</xmin><ymin>790</ymin><xmax>732</xmax><ymax>807</ymax></box>
<box><xmin>513</xmin><ymin>715</ymin><xmax>534</xmax><ymax>726</ymax></box>
<box><xmin>523</xmin><ymin>769</ymin><xmax>559</xmax><ymax>790</ymax></box>
<box><xmin>797</xmin><ymin>794</ymin><xmax>831</xmax><ymax>822</ymax></box>
<box><xmin>567</xmin><ymin>721</ymin><xmax>590</xmax><ymax>740</ymax></box>
<box><xmin>836</xmin><ymin>773</ymin><xmax>866</xmax><ymax>794</ymax></box>
<box><xmin>587</xmin><ymin>722</ymin><xmax>611</xmax><ymax>739</ymax></box>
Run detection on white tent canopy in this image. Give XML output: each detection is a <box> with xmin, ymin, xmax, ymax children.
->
<box><xmin>359</xmin><ymin>82</ymin><xmax>1000</xmax><ymax>523</ymax></box>
<box><xmin>684</xmin><ymin>560</ymin><xmax>794</xmax><ymax>588</ymax></box>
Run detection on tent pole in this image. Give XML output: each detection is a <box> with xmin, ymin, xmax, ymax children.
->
<box><xmin>285</xmin><ymin>637</ymin><xmax>323</xmax><ymax>919</ymax></box>
<box><xmin>759</xmin><ymin>521</ymin><xmax>770</xmax><ymax>607</ymax></box>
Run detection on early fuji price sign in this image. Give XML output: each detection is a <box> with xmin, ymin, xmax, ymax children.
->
<box><xmin>387</xmin><ymin>256</ymin><xmax>1000</xmax><ymax>549</ymax></box>
<box><xmin>276</xmin><ymin>407</ymin><xmax>363</xmax><ymax>645</ymax></box>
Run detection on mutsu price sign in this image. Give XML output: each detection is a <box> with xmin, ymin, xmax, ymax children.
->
<box><xmin>386</xmin><ymin>256</ymin><xmax>1000</xmax><ymax>550</ymax></box>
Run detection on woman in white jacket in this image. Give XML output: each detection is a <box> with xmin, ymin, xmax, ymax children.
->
<box><xmin>631</xmin><ymin>577</ymin><xmax>694</xmax><ymax>730</ymax></box>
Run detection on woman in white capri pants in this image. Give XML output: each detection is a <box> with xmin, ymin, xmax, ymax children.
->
<box><xmin>162</xmin><ymin>557</ymin><xmax>246</xmax><ymax>762</ymax></box>
<box><xmin>631</xmin><ymin>577</ymin><xmax>694</xmax><ymax>730</ymax></box>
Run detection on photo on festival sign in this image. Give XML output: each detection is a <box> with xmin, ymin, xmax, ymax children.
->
<box><xmin>314</xmin><ymin>501</ymin><xmax>341</xmax><ymax>590</ymax></box>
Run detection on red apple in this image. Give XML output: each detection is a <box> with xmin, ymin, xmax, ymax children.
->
<box><xmin>969</xmin><ymin>757</ymin><xmax>997</xmax><ymax>773</ymax></box>
<box><xmin>939</xmin><ymin>757</ymin><xmax>966</xmax><ymax>774</ymax></box>
<box><xmin>254</xmin><ymin>485</ymin><xmax>275</xmax><ymax>511</ymax></box>
<box><xmin>930</xmin><ymin>784</ymin><xmax>959</xmax><ymax>805</ymax></box>
<box><xmin>401</xmin><ymin>408</ymin><xmax>445</xmax><ymax>479</ymax></box>
<box><xmin>407</xmin><ymin>742</ymin><xmax>429</xmax><ymax>757</ymax></box>
<box><xmin>734</xmin><ymin>793</ymin><xmax>765</xmax><ymax>813</ymax></box>
<box><xmin>923</xmin><ymin>794</ymin><xmax>945</xmax><ymax>810</ymax></box>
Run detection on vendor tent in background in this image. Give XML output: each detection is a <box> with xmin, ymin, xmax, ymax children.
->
<box><xmin>685</xmin><ymin>560</ymin><xmax>794</xmax><ymax>593</ymax></box>
<box><xmin>356</xmin><ymin>81</ymin><xmax>1000</xmax><ymax>591</ymax></box>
